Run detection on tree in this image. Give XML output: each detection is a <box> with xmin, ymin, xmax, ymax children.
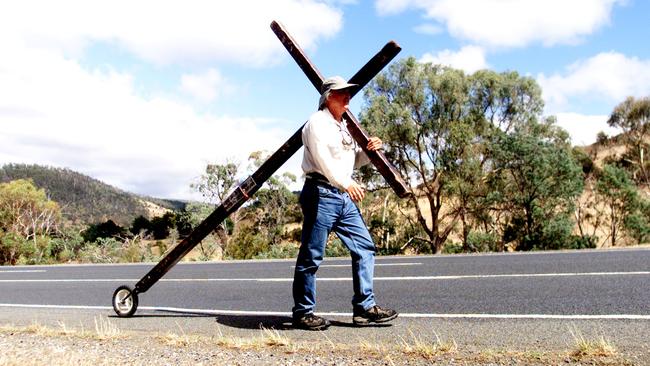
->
<box><xmin>0</xmin><ymin>179</ymin><xmax>61</xmax><ymax>263</ymax></box>
<box><xmin>361</xmin><ymin>58</ymin><xmax>547</xmax><ymax>253</ymax></box>
<box><xmin>191</xmin><ymin>161</ymin><xmax>239</xmax><ymax>204</ymax></box>
<box><xmin>607</xmin><ymin>96</ymin><xmax>650</xmax><ymax>184</ymax></box>
<box><xmin>234</xmin><ymin>151</ymin><xmax>299</xmax><ymax>250</ymax></box>
<box><xmin>82</xmin><ymin>219</ymin><xmax>126</xmax><ymax>243</ymax></box>
<box><xmin>596</xmin><ymin>164</ymin><xmax>644</xmax><ymax>246</ymax></box>
<box><xmin>130</xmin><ymin>215</ymin><xmax>152</xmax><ymax>236</ymax></box>
<box><xmin>191</xmin><ymin>159</ymin><xmax>241</xmax><ymax>255</ymax></box>
<box><xmin>184</xmin><ymin>202</ymin><xmax>222</xmax><ymax>259</ymax></box>
<box><xmin>150</xmin><ymin>212</ymin><xmax>175</xmax><ymax>240</ymax></box>
<box><xmin>489</xmin><ymin>123</ymin><xmax>584</xmax><ymax>250</ymax></box>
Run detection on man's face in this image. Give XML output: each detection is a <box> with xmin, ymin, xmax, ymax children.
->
<box><xmin>327</xmin><ymin>89</ymin><xmax>351</xmax><ymax>117</ymax></box>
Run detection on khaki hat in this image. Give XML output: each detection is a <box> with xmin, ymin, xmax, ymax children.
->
<box><xmin>320</xmin><ymin>76</ymin><xmax>357</xmax><ymax>94</ymax></box>
<box><xmin>319</xmin><ymin>76</ymin><xmax>357</xmax><ymax>109</ymax></box>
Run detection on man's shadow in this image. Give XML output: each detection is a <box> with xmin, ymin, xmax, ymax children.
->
<box><xmin>214</xmin><ymin>314</ymin><xmax>392</xmax><ymax>330</ymax></box>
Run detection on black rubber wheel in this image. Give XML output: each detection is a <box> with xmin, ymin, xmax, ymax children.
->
<box><xmin>112</xmin><ymin>285</ymin><xmax>138</xmax><ymax>317</ymax></box>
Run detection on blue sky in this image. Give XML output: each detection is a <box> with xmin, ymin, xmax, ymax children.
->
<box><xmin>1</xmin><ymin>0</ymin><xmax>649</xmax><ymax>200</ymax></box>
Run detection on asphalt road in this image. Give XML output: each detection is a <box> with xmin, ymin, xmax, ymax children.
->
<box><xmin>1</xmin><ymin>248</ymin><xmax>649</xmax><ymax>359</ymax></box>
<box><xmin>1</xmin><ymin>248</ymin><xmax>649</xmax><ymax>317</ymax></box>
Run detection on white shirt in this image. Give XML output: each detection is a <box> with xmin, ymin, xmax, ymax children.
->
<box><xmin>301</xmin><ymin>108</ymin><xmax>370</xmax><ymax>190</ymax></box>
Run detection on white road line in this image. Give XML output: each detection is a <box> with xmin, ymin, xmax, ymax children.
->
<box><xmin>0</xmin><ymin>271</ymin><xmax>648</xmax><ymax>283</ymax></box>
<box><xmin>0</xmin><ymin>303</ymin><xmax>649</xmax><ymax>320</ymax></box>
<box><xmin>0</xmin><ymin>270</ymin><xmax>46</xmax><ymax>273</ymax></box>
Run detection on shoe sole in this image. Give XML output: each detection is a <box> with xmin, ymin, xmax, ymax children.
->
<box><xmin>353</xmin><ymin>313</ymin><xmax>398</xmax><ymax>326</ymax></box>
<box><xmin>293</xmin><ymin>323</ymin><xmax>331</xmax><ymax>331</ymax></box>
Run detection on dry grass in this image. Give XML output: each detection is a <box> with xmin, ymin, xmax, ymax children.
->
<box><xmin>399</xmin><ymin>329</ymin><xmax>457</xmax><ymax>359</ymax></box>
<box><xmin>0</xmin><ymin>318</ymin><xmax>123</xmax><ymax>341</ymax></box>
<box><xmin>0</xmin><ymin>321</ymin><xmax>635</xmax><ymax>365</ymax></box>
<box><xmin>569</xmin><ymin>326</ymin><xmax>618</xmax><ymax>358</ymax></box>
<box><xmin>157</xmin><ymin>323</ymin><xmax>295</xmax><ymax>352</ymax></box>
<box><xmin>259</xmin><ymin>326</ymin><xmax>292</xmax><ymax>347</ymax></box>
<box><xmin>359</xmin><ymin>337</ymin><xmax>389</xmax><ymax>356</ymax></box>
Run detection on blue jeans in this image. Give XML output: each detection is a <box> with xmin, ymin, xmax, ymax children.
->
<box><xmin>292</xmin><ymin>180</ymin><xmax>377</xmax><ymax>317</ymax></box>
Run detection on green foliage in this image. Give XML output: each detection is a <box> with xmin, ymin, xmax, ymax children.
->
<box><xmin>0</xmin><ymin>178</ymin><xmax>61</xmax><ymax>236</ymax></box>
<box><xmin>130</xmin><ymin>215</ymin><xmax>152</xmax><ymax>236</ymax></box>
<box><xmin>150</xmin><ymin>212</ymin><xmax>175</xmax><ymax>240</ymax></box>
<box><xmin>466</xmin><ymin>231</ymin><xmax>499</xmax><ymax>252</ymax></box>
<box><xmin>623</xmin><ymin>210</ymin><xmax>650</xmax><ymax>244</ymax></box>
<box><xmin>572</xmin><ymin>147</ymin><xmax>596</xmax><ymax>177</ymax></box>
<box><xmin>361</xmin><ymin>58</ymin><xmax>549</xmax><ymax>253</ymax></box>
<box><xmin>77</xmin><ymin>236</ymin><xmax>157</xmax><ymax>263</ymax></box>
<box><xmin>607</xmin><ymin>96</ymin><xmax>650</xmax><ymax>184</ymax></box>
<box><xmin>191</xmin><ymin>161</ymin><xmax>239</xmax><ymax>205</ymax></box>
<box><xmin>0</xmin><ymin>231</ymin><xmax>28</xmax><ymax>265</ymax></box>
<box><xmin>596</xmin><ymin>164</ymin><xmax>650</xmax><ymax>246</ymax></box>
<box><xmin>242</xmin><ymin>153</ymin><xmax>301</xmax><ymax>248</ymax></box>
<box><xmin>442</xmin><ymin>242</ymin><xmax>463</xmax><ymax>254</ymax></box>
<box><xmin>254</xmin><ymin>242</ymin><xmax>299</xmax><ymax>260</ymax></box>
<box><xmin>0</xmin><ymin>179</ymin><xmax>62</xmax><ymax>264</ymax></box>
<box><xmin>82</xmin><ymin>220</ymin><xmax>126</xmax><ymax>243</ymax></box>
<box><xmin>567</xmin><ymin>235</ymin><xmax>598</xmax><ymax>250</ymax></box>
<box><xmin>489</xmin><ymin>125</ymin><xmax>584</xmax><ymax>250</ymax></box>
<box><xmin>225</xmin><ymin>226</ymin><xmax>270</xmax><ymax>260</ymax></box>
<box><xmin>325</xmin><ymin>238</ymin><xmax>349</xmax><ymax>258</ymax></box>
<box><xmin>174</xmin><ymin>210</ymin><xmax>193</xmax><ymax>238</ymax></box>
<box><xmin>49</xmin><ymin>227</ymin><xmax>86</xmax><ymax>262</ymax></box>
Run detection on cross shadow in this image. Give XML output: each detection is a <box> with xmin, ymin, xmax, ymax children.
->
<box><xmin>108</xmin><ymin>313</ymin><xmax>213</xmax><ymax>319</ymax></box>
<box><xmin>214</xmin><ymin>315</ymin><xmax>393</xmax><ymax>330</ymax></box>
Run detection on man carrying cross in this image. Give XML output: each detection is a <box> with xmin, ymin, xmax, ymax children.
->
<box><xmin>292</xmin><ymin>76</ymin><xmax>399</xmax><ymax>330</ymax></box>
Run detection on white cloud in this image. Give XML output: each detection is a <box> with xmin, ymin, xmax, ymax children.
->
<box><xmin>419</xmin><ymin>45</ymin><xmax>487</xmax><ymax>73</ymax></box>
<box><xmin>375</xmin><ymin>0</ymin><xmax>624</xmax><ymax>48</ymax></box>
<box><xmin>554</xmin><ymin>112</ymin><xmax>620</xmax><ymax>146</ymax></box>
<box><xmin>413</xmin><ymin>23</ymin><xmax>443</xmax><ymax>35</ymax></box>
<box><xmin>0</xmin><ymin>44</ymin><xmax>292</xmax><ymax>199</ymax></box>
<box><xmin>538</xmin><ymin>52</ymin><xmax>650</xmax><ymax>112</ymax></box>
<box><xmin>0</xmin><ymin>1</ymin><xmax>345</xmax><ymax>199</ymax></box>
<box><xmin>0</xmin><ymin>1</ymin><xmax>343</xmax><ymax>66</ymax></box>
<box><xmin>180</xmin><ymin>69</ymin><xmax>235</xmax><ymax>103</ymax></box>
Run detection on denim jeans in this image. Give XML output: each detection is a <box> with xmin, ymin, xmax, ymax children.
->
<box><xmin>292</xmin><ymin>180</ymin><xmax>377</xmax><ymax>317</ymax></box>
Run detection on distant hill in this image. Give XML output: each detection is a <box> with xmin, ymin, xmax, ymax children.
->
<box><xmin>0</xmin><ymin>163</ymin><xmax>184</xmax><ymax>226</ymax></box>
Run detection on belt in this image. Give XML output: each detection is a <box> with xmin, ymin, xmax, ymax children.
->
<box><xmin>305</xmin><ymin>172</ymin><xmax>341</xmax><ymax>192</ymax></box>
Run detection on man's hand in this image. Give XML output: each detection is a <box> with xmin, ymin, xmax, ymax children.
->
<box><xmin>367</xmin><ymin>137</ymin><xmax>382</xmax><ymax>151</ymax></box>
<box><xmin>346</xmin><ymin>181</ymin><xmax>365</xmax><ymax>202</ymax></box>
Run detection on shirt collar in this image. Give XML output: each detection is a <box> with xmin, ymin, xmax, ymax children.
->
<box><xmin>322</xmin><ymin>107</ymin><xmax>342</xmax><ymax>125</ymax></box>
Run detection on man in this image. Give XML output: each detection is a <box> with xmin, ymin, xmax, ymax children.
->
<box><xmin>292</xmin><ymin>76</ymin><xmax>398</xmax><ymax>330</ymax></box>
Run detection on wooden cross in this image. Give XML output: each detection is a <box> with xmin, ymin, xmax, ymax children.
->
<box><xmin>271</xmin><ymin>21</ymin><xmax>409</xmax><ymax>198</ymax></box>
<box><xmin>111</xmin><ymin>21</ymin><xmax>407</xmax><ymax>317</ymax></box>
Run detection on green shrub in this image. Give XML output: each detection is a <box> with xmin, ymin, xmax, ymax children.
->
<box><xmin>254</xmin><ymin>242</ymin><xmax>299</xmax><ymax>259</ymax></box>
<box><xmin>442</xmin><ymin>242</ymin><xmax>463</xmax><ymax>254</ymax></box>
<box><xmin>78</xmin><ymin>237</ymin><xmax>121</xmax><ymax>263</ymax></box>
<box><xmin>0</xmin><ymin>231</ymin><xmax>27</xmax><ymax>265</ymax></box>
<box><xmin>466</xmin><ymin>231</ymin><xmax>499</xmax><ymax>252</ymax></box>
<box><xmin>325</xmin><ymin>238</ymin><xmax>349</xmax><ymax>258</ymax></box>
<box><xmin>225</xmin><ymin>227</ymin><xmax>269</xmax><ymax>259</ymax></box>
<box><xmin>567</xmin><ymin>235</ymin><xmax>598</xmax><ymax>250</ymax></box>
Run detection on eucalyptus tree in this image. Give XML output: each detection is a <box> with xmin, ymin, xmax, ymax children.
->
<box><xmin>607</xmin><ymin>96</ymin><xmax>650</xmax><ymax>184</ymax></box>
<box><xmin>361</xmin><ymin>57</ymin><xmax>550</xmax><ymax>253</ymax></box>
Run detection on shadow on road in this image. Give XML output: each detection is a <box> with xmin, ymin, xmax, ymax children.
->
<box><xmin>108</xmin><ymin>313</ymin><xmax>213</xmax><ymax>319</ymax></box>
<box><xmin>214</xmin><ymin>315</ymin><xmax>392</xmax><ymax>330</ymax></box>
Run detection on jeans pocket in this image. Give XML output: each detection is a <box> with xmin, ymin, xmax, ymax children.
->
<box><xmin>317</xmin><ymin>186</ymin><xmax>337</xmax><ymax>199</ymax></box>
